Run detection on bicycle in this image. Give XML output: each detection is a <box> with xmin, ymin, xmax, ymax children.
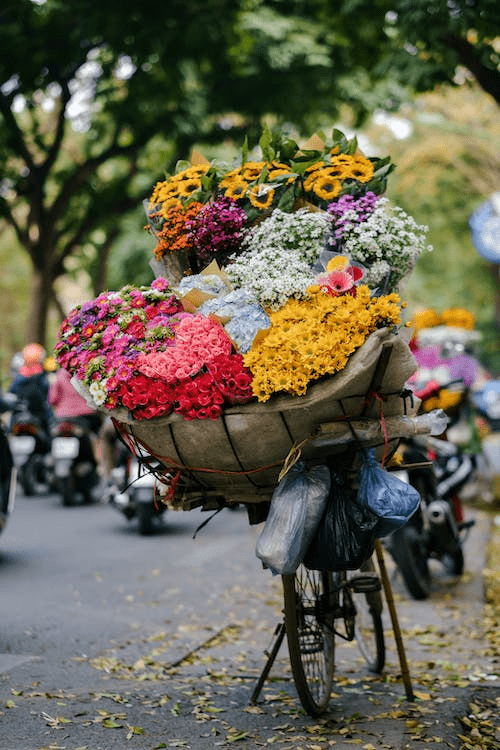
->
<box><xmin>250</xmin><ymin>554</ymin><xmax>386</xmax><ymax>717</ymax></box>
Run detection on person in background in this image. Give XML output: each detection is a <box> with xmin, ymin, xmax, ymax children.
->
<box><xmin>48</xmin><ymin>367</ymin><xmax>100</xmax><ymax>432</ymax></box>
<box><xmin>9</xmin><ymin>343</ymin><xmax>52</xmax><ymax>452</ymax></box>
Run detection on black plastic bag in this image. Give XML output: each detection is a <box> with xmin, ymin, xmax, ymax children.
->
<box><xmin>304</xmin><ymin>464</ymin><xmax>378</xmax><ymax>571</ymax></box>
<box><xmin>357</xmin><ymin>449</ymin><xmax>420</xmax><ymax>537</ymax></box>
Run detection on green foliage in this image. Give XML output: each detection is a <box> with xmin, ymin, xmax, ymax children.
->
<box><xmin>0</xmin><ymin>0</ymin><xmax>499</xmax><ymax>357</ymax></box>
<box><xmin>370</xmin><ymin>84</ymin><xmax>500</xmax><ymax>369</ymax></box>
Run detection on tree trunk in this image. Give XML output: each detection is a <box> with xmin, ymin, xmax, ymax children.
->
<box><xmin>25</xmin><ymin>267</ymin><xmax>53</xmax><ymax>347</ymax></box>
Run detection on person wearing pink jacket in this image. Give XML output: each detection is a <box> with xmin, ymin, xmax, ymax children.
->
<box><xmin>48</xmin><ymin>368</ymin><xmax>102</xmax><ymax>433</ymax></box>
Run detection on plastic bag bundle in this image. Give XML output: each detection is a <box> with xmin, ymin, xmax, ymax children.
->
<box><xmin>304</xmin><ymin>465</ymin><xmax>378</xmax><ymax>571</ymax></box>
<box><xmin>255</xmin><ymin>460</ymin><xmax>330</xmax><ymax>575</ymax></box>
<box><xmin>357</xmin><ymin>449</ymin><xmax>420</xmax><ymax>537</ymax></box>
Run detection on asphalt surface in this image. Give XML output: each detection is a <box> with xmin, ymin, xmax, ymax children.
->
<box><xmin>0</xmin><ymin>488</ymin><xmax>499</xmax><ymax>750</ymax></box>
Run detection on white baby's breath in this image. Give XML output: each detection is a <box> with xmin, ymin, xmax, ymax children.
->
<box><xmin>341</xmin><ymin>198</ymin><xmax>432</xmax><ymax>289</ymax></box>
<box><xmin>226</xmin><ymin>209</ymin><xmax>330</xmax><ymax>309</ymax></box>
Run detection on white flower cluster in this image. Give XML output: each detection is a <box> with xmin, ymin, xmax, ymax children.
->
<box><xmin>226</xmin><ymin>209</ymin><xmax>330</xmax><ymax>309</ymax></box>
<box><xmin>341</xmin><ymin>198</ymin><xmax>432</xmax><ymax>289</ymax></box>
<box><xmin>89</xmin><ymin>381</ymin><xmax>107</xmax><ymax>406</ymax></box>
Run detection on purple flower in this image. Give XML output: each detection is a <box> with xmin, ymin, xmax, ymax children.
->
<box><xmin>186</xmin><ymin>196</ymin><xmax>247</xmax><ymax>266</ymax></box>
<box><xmin>327</xmin><ymin>191</ymin><xmax>380</xmax><ymax>239</ymax></box>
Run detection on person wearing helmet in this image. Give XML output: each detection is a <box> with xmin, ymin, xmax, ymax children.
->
<box><xmin>9</xmin><ymin>343</ymin><xmax>52</xmax><ymax>452</ymax></box>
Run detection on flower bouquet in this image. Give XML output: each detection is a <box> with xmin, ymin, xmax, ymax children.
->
<box><xmin>55</xmin><ymin>127</ymin><xmax>430</xmax><ymax>509</ymax></box>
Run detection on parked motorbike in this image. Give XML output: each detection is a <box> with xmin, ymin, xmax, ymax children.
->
<box><xmin>1</xmin><ymin>395</ymin><xmax>17</xmax><ymax>538</ymax></box>
<box><xmin>470</xmin><ymin>379</ymin><xmax>500</xmax><ymax>499</ymax></box>
<box><xmin>387</xmin><ymin>382</ymin><xmax>475</xmax><ymax>599</ymax></box>
<box><xmin>105</xmin><ymin>437</ymin><xmax>165</xmax><ymax>535</ymax></box>
<box><xmin>9</xmin><ymin>397</ymin><xmax>54</xmax><ymax>496</ymax></box>
<box><xmin>51</xmin><ymin>418</ymin><xmax>100</xmax><ymax>506</ymax></box>
<box><xmin>471</xmin><ymin>379</ymin><xmax>500</xmax><ymax>432</ymax></box>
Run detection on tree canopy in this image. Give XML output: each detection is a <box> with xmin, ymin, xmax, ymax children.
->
<box><xmin>0</xmin><ymin>0</ymin><xmax>499</xmax><ymax>351</ymax></box>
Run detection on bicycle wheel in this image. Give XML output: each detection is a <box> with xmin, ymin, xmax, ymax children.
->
<box><xmin>282</xmin><ymin>565</ymin><xmax>335</xmax><ymax>716</ymax></box>
<box><xmin>348</xmin><ymin>558</ymin><xmax>385</xmax><ymax>673</ymax></box>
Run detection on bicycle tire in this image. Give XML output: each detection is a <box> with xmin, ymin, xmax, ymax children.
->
<box><xmin>282</xmin><ymin>566</ymin><xmax>335</xmax><ymax>716</ymax></box>
<box><xmin>349</xmin><ymin>559</ymin><xmax>385</xmax><ymax>673</ymax></box>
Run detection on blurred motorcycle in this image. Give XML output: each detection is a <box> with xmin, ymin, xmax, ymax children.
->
<box><xmin>104</xmin><ymin>436</ymin><xmax>165</xmax><ymax>535</ymax></box>
<box><xmin>9</xmin><ymin>396</ymin><xmax>54</xmax><ymax>496</ymax></box>
<box><xmin>470</xmin><ymin>380</ymin><xmax>500</xmax><ymax>499</ymax></box>
<box><xmin>51</xmin><ymin>418</ymin><xmax>100</xmax><ymax>506</ymax></box>
<box><xmin>387</xmin><ymin>381</ymin><xmax>475</xmax><ymax>599</ymax></box>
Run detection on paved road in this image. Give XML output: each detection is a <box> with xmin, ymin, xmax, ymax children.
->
<box><xmin>0</xmin><ymin>489</ymin><xmax>498</xmax><ymax>749</ymax></box>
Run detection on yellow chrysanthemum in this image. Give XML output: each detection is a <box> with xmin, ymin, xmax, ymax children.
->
<box><xmin>244</xmin><ymin>287</ymin><xmax>402</xmax><ymax>401</ymax></box>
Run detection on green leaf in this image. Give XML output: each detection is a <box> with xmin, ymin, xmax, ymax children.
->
<box><xmin>278</xmin><ymin>136</ymin><xmax>298</xmax><ymax>161</ymax></box>
<box><xmin>276</xmin><ymin>187</ymin><xmax>296</xmax><ymax>212</ymax></box>
<box><xmin>126</xmin><ymin>725</ymin><xmax>146</xmax><ymax>738</ymax></box>
<box><xmin>103</xmin><ymin>718</ymin><xmax>123</xmax><ymax>728</ymax></box>
<box><xmin>227</xmin><ymin>731</ymin><xmax>249</xmax><ymax>742</ymax></box>
<box><xmin>241</xmin><ymin>136</ymin><xmax>249</xmax><ymax>166</ymax></box>
<box><xmin>259</xmin><ymin>124</ymin><xmax>274</xmax><ymax>162</ymax></box>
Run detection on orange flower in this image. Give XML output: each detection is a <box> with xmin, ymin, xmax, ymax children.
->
<box><xmin>153</xmin><ymin>202</ymin><xmax>202</xmax><ymax>259</ymax></box>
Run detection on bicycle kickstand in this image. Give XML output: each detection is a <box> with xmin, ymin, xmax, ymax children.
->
<box><xmin>249</xmin><ymin>620</ymin><xmax>286</xmax><ymax>705</ymax></box>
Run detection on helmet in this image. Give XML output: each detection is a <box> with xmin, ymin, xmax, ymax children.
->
<box><xmin>22</xmin><ymin>343</ymin><xmax>46</xmax><ymax>365</ymax></box>
<box><xmin>19</xmin><ymin>343</ymin><xmax>46</xmax><ymax>377</ymax></box>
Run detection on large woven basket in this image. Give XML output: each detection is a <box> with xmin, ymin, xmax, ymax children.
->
<box><xmin>111</xmin><ymin>328</ymin><xmax>418</xmax><ymax>506</ymax></box>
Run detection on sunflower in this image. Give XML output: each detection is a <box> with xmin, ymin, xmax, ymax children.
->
<box><xmin>305</xmin><ymin>161</ymin><xmax>326</xmax><ymax>173</ymax></box>
<box><xmin>176</xmin><ymin>178</ymin><xmax>203</xmax><ymax>197</ymax></box>
<box><xmin>241</xmin><ymin>161</ymin><xmax>266</xmax><ymax>180</ymax></box>
<box><xmin>182</xmin><ymin>165</ymin><xmax>210</xmax><ymax>179</ymax></box>
<box><xmin>303</xmin><ymin>172</ymin><xmax>321</xmax><ymax>192</ymax></box>
<box><xmin>223</xmin><ymin>178</ymin><xmax>248</xmax><ymax>200</ymax></box>
<box><xmin>323</xmin><ymin>162</ymin><xmax>351</xmax><ymax>180</ymax></box>
<box><xmin>248</xmin><ymin>184</ymin><xmax>275</xmax><ymax>209</ymax></box>
<box><xmin>150</xmin><ymin>181</ymin><xmax>179</xmax><ymax>204</ymax></box>
<box><xmin>219</xmin><ymin>170</ymin><xmax>244</xmax><ymax>188</ymax></box>
<box><xmin>268</xmin><ymin>162</ymin><xmax>295</xmax><ymax>184</ymax></box>
<box><xmin>159</xmin><ymin>197</ymin><xmax>183</xmax><ymax>217</ymax></box>
<box><xmin>343</xmin><ymin>156</ymin><xmax>374</xmax><ymax>182</ymax></box>
<box><xmin>311</xmin><ymin>176</ymin><xmax>342</xmax><ymax>200</ymax></box>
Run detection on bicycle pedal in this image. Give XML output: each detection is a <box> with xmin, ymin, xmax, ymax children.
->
<box><xmin>347</xmin><ymin>573</ymin><xmax>381</xmax><ymax>593</ymax></box>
